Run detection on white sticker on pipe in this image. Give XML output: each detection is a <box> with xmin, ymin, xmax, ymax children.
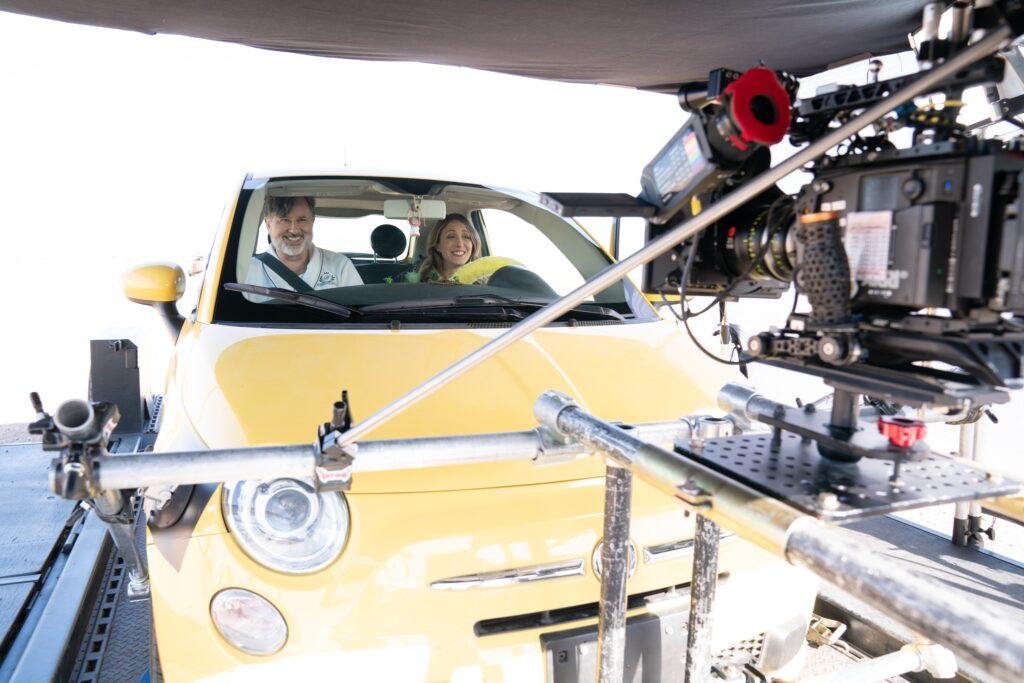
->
<box><xmin>845</xmin><ymin>210</ymin><xmax>894</xmax><ymax>286</ymax></box>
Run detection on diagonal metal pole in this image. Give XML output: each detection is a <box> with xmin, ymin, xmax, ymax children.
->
<box><xmin>331</xmin><ymin>26</ymin><xmax>1011</xmax><ymax>451</ymax></box>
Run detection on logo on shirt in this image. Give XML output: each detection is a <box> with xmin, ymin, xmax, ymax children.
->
<box><xmin>319</xmin><ymin>272</ymin><xmax>337</xmax><ymax>285</ymax></box>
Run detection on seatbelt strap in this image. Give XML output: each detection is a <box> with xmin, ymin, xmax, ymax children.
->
<box><xmin>255</xmin><ymin>252</ymin><xmax>315</xmax><ymax>293</ymax></box>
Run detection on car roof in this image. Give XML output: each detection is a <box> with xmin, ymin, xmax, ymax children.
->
<box><xmin>247</xmin><ymin>167</ymin><xmax>535</xmax><ymax>201</ymax></box>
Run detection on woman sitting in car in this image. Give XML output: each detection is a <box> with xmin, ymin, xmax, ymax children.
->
<box><xmin>413</xmin><ymin>213</ymin><xmax>483</xmax><ymax>283</ymax></box>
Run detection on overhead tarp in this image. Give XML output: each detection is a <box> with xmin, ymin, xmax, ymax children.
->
<box><xmin>0</xmin><ymin>0</ymin><xmax>928</xmax><ymax>92</ymax></box>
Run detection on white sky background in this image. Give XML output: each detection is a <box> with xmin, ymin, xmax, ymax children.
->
<box><xmin>0</xmin><ymin>10</ymin><xmax>687</xmax><ymax>423</ymax></box>
<box><xmin>0</xmin><ymin>10</ymin><xmax>1020</xmax><ymax>475</ymax></box>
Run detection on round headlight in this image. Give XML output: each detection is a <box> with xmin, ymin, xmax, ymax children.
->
<box><xmin>210</xmin><ymin>588</ymin><xmax>287</xmax><ymax>655</ymax></box>
<box><xmin>223</xmin><ymin>478</ymin><xmax>349</xmax><ymax>574</ymax></box>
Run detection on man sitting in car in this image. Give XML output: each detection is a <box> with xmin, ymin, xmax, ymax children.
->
<box><xmin>246</xmin><ymin>195</ymin><xmax>362</xmax><ymax>293</ymax></box>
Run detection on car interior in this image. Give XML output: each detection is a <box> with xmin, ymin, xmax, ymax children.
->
<box><xmin>236</xmin><ymin>177</ymin><xmax>609</xmax><ymax>290</ymax></box>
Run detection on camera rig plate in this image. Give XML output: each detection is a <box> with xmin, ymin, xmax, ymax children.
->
<box><xmin>677</xmin><ymin>431</ymin><xmax>1020</xmax><ymax>522</ymax></box>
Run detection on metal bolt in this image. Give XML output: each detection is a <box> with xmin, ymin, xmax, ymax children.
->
<box><xmin>818</xmin><ymin>492</ymin><xmax>841</xmax><ymax>510</ymax></box>
<box><xmin>680</xmin><ymin>478</ymin><xmax>702</xmax><ymax>495</ymax></box>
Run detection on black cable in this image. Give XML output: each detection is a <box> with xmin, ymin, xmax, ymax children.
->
<box><xmin>676</xmin><ymin>229</ymin><xmax>746</xmax><ymax>366</ymax></box>
<box><xmin>682</xmin><ymin>314</ymin><xmax>746</xmax><ymax>366</ymax></box>
<box><xmin>659</xmin><ymin>192</ymin><xmax>795</xmax><ymax>367</ymax></box>
<box><xmin>788</xmin><ymin>271</ymin><xmax>801</xmax><ymax>318</ymax></box>
<box><xmin>663</xmin><ymin>234</ymin><xmax>701</xmax><ymax>321</ymax></box>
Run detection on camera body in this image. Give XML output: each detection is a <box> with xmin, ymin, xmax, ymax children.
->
<box><xmin>805</xmin><ymin>139</ymin><xmax>1024</xmax><ymax>318</ymax></box>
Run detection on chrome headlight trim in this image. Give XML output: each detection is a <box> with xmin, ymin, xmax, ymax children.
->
<box><xmin>222</xmin><ymin>478</ymin><xmax>349</xmax><ymax>575</ymax></box>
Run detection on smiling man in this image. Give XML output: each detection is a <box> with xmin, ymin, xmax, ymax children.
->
<box><xmin>245</xmin><ymin>195</ymin><xmax>362</xmax><ymax>294</ymax></box>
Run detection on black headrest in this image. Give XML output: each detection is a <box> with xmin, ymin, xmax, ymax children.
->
<box><xmin>370</xmin><ymin>224</ymin><xmax>407</xmax><ymax>259</ymax></box>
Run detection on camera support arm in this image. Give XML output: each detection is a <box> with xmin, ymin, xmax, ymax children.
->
<box><xmin>38</xmin><ymin>386</ymin><xmax>1024</xmax><ymax>680</ymax></box>
<box><xmin>321</xmin><ymin>23</ymin><xmax>1015</xmax><ymax>454</ymax></box>
<box><xmin>534</xmin><ymin>391</ymin><xmax>1024</xmax><ymax>682</ymax></box>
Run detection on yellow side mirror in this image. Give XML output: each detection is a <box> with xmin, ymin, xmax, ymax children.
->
<box><xmin>122</xmin><ymin>263</ymin><xmax>185</xmax><ymax>304</ymax></box>
<box><xmin>122</xmin><ymin>263</ymin><xmax>186</xmax><ymax>339</ymax></box>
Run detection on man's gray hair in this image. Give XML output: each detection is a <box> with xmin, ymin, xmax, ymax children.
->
<box><xmin>263</xmin><ymin>195</ymin><xmax>316</xmax><ymax>219</ymax></box>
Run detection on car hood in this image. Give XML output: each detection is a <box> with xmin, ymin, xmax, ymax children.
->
<box><xmin>178</xmin><ymin>321</ymin><xmax>734</xmax><ymax>492</ymax></box>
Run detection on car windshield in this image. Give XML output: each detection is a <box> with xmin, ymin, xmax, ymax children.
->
<box><xmin>212</xmin><ymin>176</ymin><xmax>654</xmax><ymax>326</ymax></box>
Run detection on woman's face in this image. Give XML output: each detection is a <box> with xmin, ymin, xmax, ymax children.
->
<box><xmin>437</xmin><ymin>221</ymin><xmax>475</xmax><ymax>274</ymax></box>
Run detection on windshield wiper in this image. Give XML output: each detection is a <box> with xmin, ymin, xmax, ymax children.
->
<box><xmin>224</xmin><ymin>283</ymin><xmax>356</xmax><ymax>319</ymax></box>
<box><xmin>359</xmin><ymin>295</ymin><xmax>625</xmax><ymax>321</ymax></box>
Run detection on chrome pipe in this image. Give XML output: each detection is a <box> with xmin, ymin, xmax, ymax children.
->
<box><xmin>684</xmin><ymin>515</ymin><xmax>720</xmax><ymax>683</ymax></box>
<box><xmin>330</xmin><ymin>26</ymin><xmax>1011</xmax><ymax>451</ymax></box>
<box><xmin>53</xmin><ymin>399</ymin><xmax>98</xmax><ymax>442</ymax></box>
<box><xmin>95</xmin><ymin>445</ymin><xmax>315</xmax><ymax>490</ymax></box>
<box><xmin>91</xmin><ymin>490</ymin><xmax>150</xmax><ymax>600</ymax></box>
<box><xmin>355</xmin><ymin>430</ymin><xmax>572</xmax><ymax>470</ymax></box>
<box><xmin>91</xmin><ymin>421</ymin><xmax>692</xmax><ymax>491</ymax></box>
<box><xmin>921</xmin><ymin>2</ymin><xmax>942</xmax><ymax>44</ymax></box>
<box><xmin>596</xmin><ymin>464</ymin><xmax>632</xmax><ymax>683</ymax></box>
<box><xmin>951</xmin><ymin>2</ymin><xmax>973</xmax><ymax>45</ymax></box>
<box><xmin>953</xmin><ymin>422</ymin><xmax>976</xmax><ymax>545</ymax></box>
<box><xmin>534</xmin><ymin>393</ymin><xmax>1024</xmax><ymax>680</ymax></box>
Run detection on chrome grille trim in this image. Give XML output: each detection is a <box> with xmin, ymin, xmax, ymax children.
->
<box><xmin>430</xmin><ymin>559</ymin><xmax>586</xmax><ymax>591</ymax></box>
<box><xmin>643</xmin><ymin>530</ymin><xmax>736</xmax><ymax>564</ymax></box>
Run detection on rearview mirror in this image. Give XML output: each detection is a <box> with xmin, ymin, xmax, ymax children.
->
<box><xmin>122</xmin><ymin>262</ymin><xmax>186</xmax><ymax>338</ymax></box>
<box><xmin>383</xmin><ymin>198</ymin><xmax>447</xmax><ymax>221</ymax></box>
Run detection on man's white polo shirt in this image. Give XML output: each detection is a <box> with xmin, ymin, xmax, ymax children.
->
<box><xmin>245</xmin><ymin>245</ymin><xmax>362</xmax><ymax>301</ymax></box>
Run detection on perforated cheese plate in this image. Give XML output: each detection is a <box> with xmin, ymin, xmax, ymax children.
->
<box><xmin>677</xmin><ymin>432</ymin><xmax>1020</xmax><ymax>522</ymax></box>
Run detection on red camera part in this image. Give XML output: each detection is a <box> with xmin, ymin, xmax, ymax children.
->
<box><xmin>722</xmin><ymin>67</ymin><xmax>792</xmax><ymax>147</ymax></box>
<box><xmin>877</xmin><ymin>416</ymin><xmax>927</xmax><ymax>449</ymax></box>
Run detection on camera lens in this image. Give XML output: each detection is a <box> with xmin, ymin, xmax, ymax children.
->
<box><xmin>718</xmin><ymin>201</ymin><xmax>795</xmax><ymax>285</ymax></box>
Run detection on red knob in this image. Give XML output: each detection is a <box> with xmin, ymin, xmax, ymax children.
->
<box><xmin>877</xmin><ymin>416</ymin><xmax>926</xmax><ymax>448</ymax></box>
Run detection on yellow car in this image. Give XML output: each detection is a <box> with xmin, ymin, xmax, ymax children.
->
<box><xmin>124</xmin><ymin>171</ymin><xmax>817</xmax><ymax>681</ymax></box>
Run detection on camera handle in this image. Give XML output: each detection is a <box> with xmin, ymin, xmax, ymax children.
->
<box><xmin>795</xmin><ymin>211</ymin><xmax>852</xmax><ymax>326</ymax></box>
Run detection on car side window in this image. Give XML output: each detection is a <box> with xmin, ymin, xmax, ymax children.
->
<box><xmin>480</xmin><ymin>209</ymin><xmax>586</xmax><ymax>295</ymax></box>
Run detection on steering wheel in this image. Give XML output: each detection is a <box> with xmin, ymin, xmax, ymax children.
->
<box><xmin>451</xmin><ymin>256</ymin><xmax>523</xmax><ymax>284</ymax></box>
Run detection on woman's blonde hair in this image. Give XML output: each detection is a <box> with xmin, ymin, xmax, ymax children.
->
<box><xmin>418</xmin><ymin>213</ymin><xmax>482</xmax><ymax>281</ymax></box>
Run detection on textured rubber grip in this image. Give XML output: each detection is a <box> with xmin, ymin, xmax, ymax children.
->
<box><xmin>796</xmin><ymin>213</ymin><xmax>851</xmax><ymax>325</ymax></box>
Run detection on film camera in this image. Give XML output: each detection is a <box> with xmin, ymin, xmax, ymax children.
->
<box><xmin>541</xmin><ymin>1</ymin><xmax>1024</xmax><ymax>468</ymax></box>
<box><xmin>638</xmin><ymin>59</ymin><xmax>1024</xmax><ymax>409</ymax></box>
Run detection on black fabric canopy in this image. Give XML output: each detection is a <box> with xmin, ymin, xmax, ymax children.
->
<box><xmin>0</xmin><ymin>0</ymin><xmax>927</xmax><ymax>92</ymax></box>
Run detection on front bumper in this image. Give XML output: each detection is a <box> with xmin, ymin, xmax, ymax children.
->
<box><xmin>148</xmin><ymin>477</ymin><xmax>817</xmax><ymax>681</ymax></box>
